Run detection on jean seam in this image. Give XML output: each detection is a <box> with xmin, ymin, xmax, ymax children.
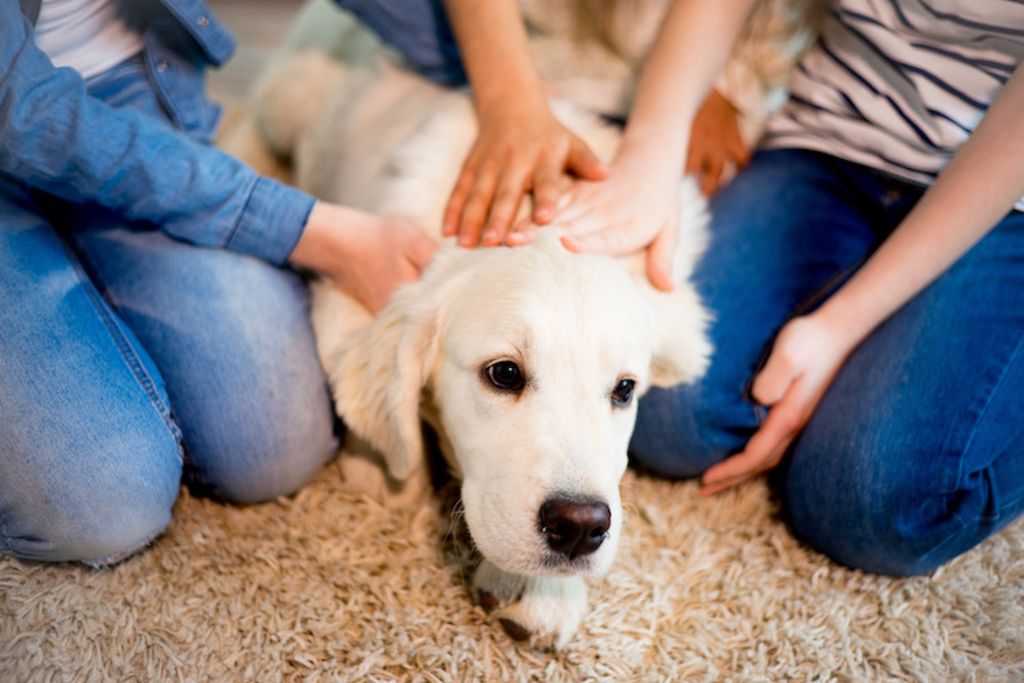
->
<box><xmin>914</xmin><ymin>510</ymin><xmax>973</xmax><ymax>572</ymax></box>
<box><xmin>908</xmin><ymin>486</ymin><xmax>1023</xmax><ymax>573</ymax></box>
<box><xmin>993</xmin><ymin>490</ymin><xmax>1024</xmax><ymax>521</ymax></box>
<box><xmin>952</xmin><ymin>330</ymin><xmax>1024</xmax><ymax>502</ymax></box>
<box><xmin>61</xmin><ymin>241</ymin><xmax>183</xmax><ymax>454</ymax></box>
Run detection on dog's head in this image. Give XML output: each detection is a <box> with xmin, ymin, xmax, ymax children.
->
<box><xmin>333</xmin><ymin>233</ymin><xmax>710</xmax><ymax>577</ymax></box>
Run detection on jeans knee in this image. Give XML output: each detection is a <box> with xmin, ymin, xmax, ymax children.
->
<box><xmin>186</xmin><ymin>396</ymin><xmax>338</xmax><ymax>504</ymax></box>
<box><xmin>783</xmin><ymin>444</ymin><xmax>985</xmax><ymax>577</ymax></box>
<box><xmin>786</xmin><ymin>496</ymin><xmax>951</xmax><ymax>576</ymax></box>
<box><xmin>1</xmin><ymin>437</ymin><xmax>181</xmax><ymax>565</ymax></box>
<box><xmin>629</xmin><ymin>385</ymin><xmax>745</xmax><ymax>478</ymax></box>
<box><xmin>52</xmin><ymin>497</ymin><xmax>175</xmax><ymax>567</ymax></box>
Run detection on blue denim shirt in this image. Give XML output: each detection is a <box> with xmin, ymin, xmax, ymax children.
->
<box><xmin>1</xmin><ymin>0</ymin><xmax>314</xmax><ymax>265</ymax></box>
<box><xmin>333</xmin><ymin>0</ymin><xmax>466</xmax><ymax>86</ymax></box>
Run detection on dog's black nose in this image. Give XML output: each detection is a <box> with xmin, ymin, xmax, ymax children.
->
<box><xmin>539</xmin><ymin>498</ymin><xmax>611</xmax><ymax>559</ymax></box>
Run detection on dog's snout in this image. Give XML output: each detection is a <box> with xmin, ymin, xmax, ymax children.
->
<box><xmin>539</xmin><ymin>498</ymin><xmax>611</xmax><ymax>559</ymax></box>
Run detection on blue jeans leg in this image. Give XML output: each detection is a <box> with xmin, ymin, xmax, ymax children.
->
<box><xmin>68</xmin><ymin>55</ymin><xmax>338</xmax><ymax>503</ymax></box>
<box><xmin>0</xmin><ymin>183</ymin><xmax>183</xmax><ymax>565</ymax></box>
<box><xmin>630</xmin><ymin>149</ymin><xmax>887</xmax><ymax>476</ymax></box>
<box><xmin>69</xmin><ymin>224</ymin><xmax>338</xmax><ymax>504</ymax></box>
<box><xmin>0</xmin><ymin>57</ymin><xmax>337</xmax><ymax>565</ymax></box>
<box><xmin>782</xmin><ymin>209</ymin><xmax>1024</xmax><ymax>575</ymax></box>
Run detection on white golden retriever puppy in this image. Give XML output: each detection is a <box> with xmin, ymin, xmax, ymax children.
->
<box><xmin>246</xmin><ymin>47</ymin><xmax>710</xmax><ymax>647</ymax></box>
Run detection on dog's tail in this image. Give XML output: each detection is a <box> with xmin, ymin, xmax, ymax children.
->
<box><xmin>249</xmin><ymin>50</ymin><xmax>348</xmax><ymax>160</ymax></box>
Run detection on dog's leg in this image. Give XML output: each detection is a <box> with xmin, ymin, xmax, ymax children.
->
<box><xmin>473</xmin><ymin>560</ymin><xmax>588</xmax><ymax>649</ymax></box>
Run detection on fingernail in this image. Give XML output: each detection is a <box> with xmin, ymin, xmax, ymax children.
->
<box><xmin>481</xmin><ymin>230</ymin><xmax>496</xmax><ymax>244</ymax></box>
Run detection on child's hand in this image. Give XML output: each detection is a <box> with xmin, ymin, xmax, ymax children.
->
<box><xmin>700</xmin><ymin>313</ymin><xmax>853</xmax><ymax>496</ymax></box>
<box><xmin>442</xmin><ymin>102</ymin><xmax>607</xmax><ymax>248</ymax></box>
<box><xmin>685</xmin><ymin>88</ymin><xmax>749</xmax><ymax>197</ymax></box>
<box><xmin>510</xmin><ymin>149</ymin><xmax>682</xmax><ymax>292</ymax></box>
<box><xmin>291</xmin><ymin>202</ymin><xmax>437</xmax><ymax>314</ymax></box>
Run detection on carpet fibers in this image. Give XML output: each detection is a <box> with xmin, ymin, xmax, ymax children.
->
<box><xmin>2</xmin><ymin>462</ymin><xmax>1022</xmax><ymax>681</ymax></box>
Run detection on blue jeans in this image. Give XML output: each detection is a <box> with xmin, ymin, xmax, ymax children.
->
<box><xmin>630</xmin><ymin>148</ymin><xmax>1024</xmax><ymax>576</ymax></box>
<box><xmin>0</xmin><ymin>59</ymin><xmax>337</xmax><ymax>565</ymax></box>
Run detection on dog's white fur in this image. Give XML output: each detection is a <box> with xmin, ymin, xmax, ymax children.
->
<box><xmin>247</xmin><ymin>45</ymin><xmax>710</xmax><ymax>647</ymax></box>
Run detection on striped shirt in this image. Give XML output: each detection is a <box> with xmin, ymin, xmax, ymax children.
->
<box><xmin>762</xmin><ymin>0</ymin><xmax>1024</xmax><ymax>210</ymax></box>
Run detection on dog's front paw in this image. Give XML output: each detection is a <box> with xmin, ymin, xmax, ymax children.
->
<box><xmin>473</xmin><ymin>561</ymin><xmax>588</xmax><ymax>649</ymax></box>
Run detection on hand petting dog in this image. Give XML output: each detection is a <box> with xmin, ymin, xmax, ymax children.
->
<box><xmin>700</xmin><ymin>315</ymin><xmax>853</xmax><ymax>496</ymax></box>
<box><xmin>290</xmin><ymin>203</ymin><xmax>436</xmax><ymax>314</ymax></box>
<box><xmin>686</xmin><ymin>88</ymin><xmax>750</xmax><ymax>197</ymax></box>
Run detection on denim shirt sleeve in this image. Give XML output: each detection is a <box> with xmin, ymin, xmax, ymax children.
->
<box><xmin>0</xmin><ymin>2</ymin><xmax>314</xmax><ymax>265</ymax></box>
<box><xmin>332</xmin><ymin>0</ymin><xmax>467</xmax><ymax>87</ymax></box>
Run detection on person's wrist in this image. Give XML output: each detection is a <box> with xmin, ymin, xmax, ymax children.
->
<box><xmin>610</xmin><ymin>138</ymin><xmax>685</xmax><ymax>183</ymax></box>
<box><xmin>617</xmin><ymin>122</ymin><xmax>690</xmax><ymax>173</ymax></box>
<box><xmin>808</xmin><ymin>302</ymin><xmax>868</xmax><ymax>356</ymax></box>
<box><xmin>290</xmin><ymin>202</ymin><xmax>364</xmax><ymax>275</ymax></box>
<box><xmin>475</xmin><ymin>79</ymin><xmax>547</xmax><ymax>121</ymax></box>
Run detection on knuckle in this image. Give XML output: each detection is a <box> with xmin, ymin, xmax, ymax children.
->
<box><xmin>493</xmin><ymin>185</ymin><xmax>520</xmax><ymax>204</ymax></box>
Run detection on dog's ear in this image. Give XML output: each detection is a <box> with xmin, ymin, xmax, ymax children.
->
<box><xmin>646</xmin><ymin>284</ymin><xmax>713</xmax><ymax>388</ymax></box>
<box><xmin>331</xmin><ymin>249</ymin><xmax>463</xmax><ymax>481</ymax></box>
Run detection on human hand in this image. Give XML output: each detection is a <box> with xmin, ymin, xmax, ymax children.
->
<box><xmin>685</xmin><ymin>88</ymin><xmax>749</xmax><ymax>197</ymax></box>
<box><xmin>700</xmin><ymin>314</ymin><xmax>855</xmax><ymax>496</ymax></box>
<box><xmin>290</xmin><ymin>202</ymin><xmax>436</xmax><ymax>314</ymax></box>
<box><xmin>442</xmin><ymin>101</ymin><xmax>607</xmax><ymax>248</ymax></box>
<box><xmin>510</xmin><ymin>150</ymin><xmax>682</xmax><ymax>291</ymax></box>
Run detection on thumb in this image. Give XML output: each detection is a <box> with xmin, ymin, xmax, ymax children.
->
<box><xmin>750</xmin><ymin>349</ymin><xmax>796</xmax><ymax>406</ymax></box>
<box><xmin>645</xmin><ymin>227</ymin><xmax>676</xmax><ymax>292</ymax></box>
<box><xmin>409</xmin><ymin>234</ymin><xmax>437</xmax><ymax>271</ymax></box>
<box><xmin>567</xmin><ymin>139</ymin><xmax>608</xmax><ymax>181</ymax></box>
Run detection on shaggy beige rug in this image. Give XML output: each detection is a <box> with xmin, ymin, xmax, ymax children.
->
<box><xmin>2</xmin><ymin>460</ymin><xmax>1022</xmax><ymax>681</ymax></box>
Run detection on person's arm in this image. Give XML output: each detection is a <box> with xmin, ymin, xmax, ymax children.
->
<box><xmin>513</xmin><ymin>0</ymin><xmax>760</xmax><ymax>290</ymax></box>
<box><xmin>439</xmin><ymin>0</ymin><xmax>607</xmax><ymax>246</ymax></box>
<box><xmin>0</xmin><ymin>4</ymin><xmax>433</xmax><ymax>312</ymax></box>
<box><xmin>0</xmin><ymin>4</ymin><xmax>308</xmax><ymax>264</ymax></box>
<box><xmin>700</xmin><ymin>63</ymin><xmax>1024</xmax><ymax>495</ymax></box>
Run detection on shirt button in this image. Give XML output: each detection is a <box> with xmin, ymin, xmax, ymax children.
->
<box><xmin>156</xmin><ymin>59</ymin><xmax>168</xmax><ymax>72</ymax></box>
<box><xmin>196</xmin><ymin>15</ymin><xmax>209</xmax><ymax>28</ymax></box>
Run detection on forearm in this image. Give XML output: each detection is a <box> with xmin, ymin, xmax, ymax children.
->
<box><xmin>443</xmin><ymin>0</ymin><xmax>545</xmax><ymax>117</ymax></box>
<box><xmin>620</xmin><ymin>0</ymin><xmax>760</xmax><ymax>167</ymax></box>
<box><xmin>817</xmin><ymin>65</ymin><xmax>1024</xmax><ymax>346</ymax></box>
<box><xmin>0</xmin><ymin>7</ymin><xmax>312</xmax><ymax>264</ymax></box>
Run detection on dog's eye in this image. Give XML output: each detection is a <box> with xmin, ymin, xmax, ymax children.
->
<box><xmin>486</xmin><ymin>361</ymin><xmax>525</xmax><ymax>392</ymax></box>
<box><xmin>611</xmin><ymin>378</ymin><xmax>636</xmax><ymax>407</ymax></box>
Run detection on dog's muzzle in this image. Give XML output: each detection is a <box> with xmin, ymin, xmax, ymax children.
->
<box><xmin>539</xmin><ymin>497</ymin><xmax>611</xmax><ymax>560</ymax></box>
